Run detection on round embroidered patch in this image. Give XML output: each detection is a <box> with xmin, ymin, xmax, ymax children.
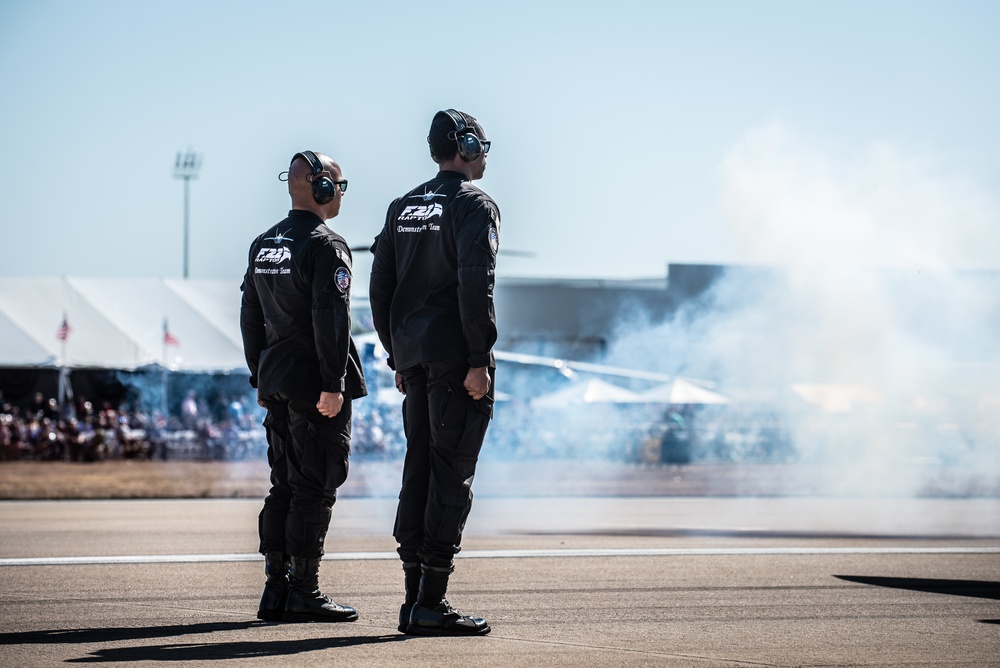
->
<box><xmin>335</xmin><ymin>266</ymin><xmax>351</xmax><ymax>292</ymax></box>
<box><xmin>488</xmin><ymin>225</ymin><xmax>499</xmax><ymax>255</ymax></box>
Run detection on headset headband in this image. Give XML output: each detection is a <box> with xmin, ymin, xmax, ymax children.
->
<box><xmin>291</xmin><ymin>150</ymin><xmax>337</xmax><ymax>205</ymax></box>
<box><xmin>294</xmin><ymin>150</ymin><xmax>324</xmax><ymax>175</ymax></box>
<box><xmin>431</xmin><ymin>109</ymin><xmax>486</xmax><ymax>163</ymax></box>
<box><xmin>443</xmin><ymin>109</ymin><xmax>470</xmax><ymax>140</ymax></box>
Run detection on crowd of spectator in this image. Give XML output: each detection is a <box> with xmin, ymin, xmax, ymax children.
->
<box><xmin>1</xmin><ymin>386</ymin><xmax>798</xmax><ymax>465</ymax></box>
<box><xmin>0</xmin><ymin>389</ymin><xmax>412</xmax><ymax>463</ymax></box>
<box><xmin>0</xmin><ymin>390</ymin><xmax>266</xmax><ymax>462</ymax></box>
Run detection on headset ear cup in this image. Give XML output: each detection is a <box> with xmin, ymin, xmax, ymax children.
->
<box><xmin>312</xmin><ymin>177</ymin><xmax>336</xmax><ymax>205</ymax></box>
<box><xmin>457</xmin><ymin>134</ymin><xmax>482</xmax><ymax>162</ymax></box>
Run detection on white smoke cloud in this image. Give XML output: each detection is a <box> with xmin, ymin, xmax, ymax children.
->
<box><xmin>605</xmin><ymin>124</ymin><xmax>1000</xmax><ymax>494</ymax></box>
<box><xmin>720</xmin><ymin>123</ymin><xmax>1000</xmax><ymax>271</ymax></box>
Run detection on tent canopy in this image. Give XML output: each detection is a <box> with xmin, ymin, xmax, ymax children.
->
<box><xmin>0</xmin><ymin>309</ymin><xmax>54</xmax><ymax>367</ymax></box>
<box><xmin>0</xmin><ymin>277</ymin><xmax>247</xmax><ymax>373</ymax></box>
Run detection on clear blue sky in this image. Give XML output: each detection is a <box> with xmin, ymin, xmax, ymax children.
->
<box><xmin>1</xmin><ymin>0</ymin><xmax>998</xmax><ymax>282</ymax></box>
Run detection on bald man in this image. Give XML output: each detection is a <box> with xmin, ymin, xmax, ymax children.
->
<box><xmin>241</xmin><ymin>150</ymin><xmax>367</xmax><ymax>623</ymax></box>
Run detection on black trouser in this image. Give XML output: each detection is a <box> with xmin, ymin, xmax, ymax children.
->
<box><xmin>258</xmin><ymin>391</ymin><xmax>351</xmax><ymax>559</ymax></box>
<box><xmin>394</xmin><ymin>362</ymin><xmax>493</xmax><ymax>569</ymax></box>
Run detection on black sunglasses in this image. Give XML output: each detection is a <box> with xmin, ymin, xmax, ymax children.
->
<box><xmin>277</xmin><ymin>172</ymin><xmax>348</xmax><ymax>193</ymax></box>
<box><xmin>480</xmin><ymin>140</ymin><xmax>491</xmax><ymax>154</ymax></box>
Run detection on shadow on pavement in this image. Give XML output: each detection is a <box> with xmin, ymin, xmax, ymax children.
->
<box><xmin>0</xmin><ymin>621</ymin><xmax>410</xmax><ymax>659</ymax></box>
<box><xmin>0</xmin><ymin>621</ymin><xmax>264</xmax><ymax>645</ymax></box>
<box><xmin>834</xmin><ymin>575</ymin><xmax>1000</xmax><ymax>600</ymax></box>
<box><xmin>62</xmin><ymin>634</ymin><xmax>409</xmax><ymax>663</ymax></box>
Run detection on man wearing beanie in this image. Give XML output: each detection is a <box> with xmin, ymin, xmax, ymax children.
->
<box><xmin>369</xmin><ymin>109</ymin><xmax>500</xmax><ymax>636</ymax></box>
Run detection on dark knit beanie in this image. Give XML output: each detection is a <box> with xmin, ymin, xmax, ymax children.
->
<box><xmin>427</xmin><ymin>109</ymin><xmax>484</xmax><ymax>162</ymax></box>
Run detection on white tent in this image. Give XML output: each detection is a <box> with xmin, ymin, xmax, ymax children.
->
<box><xmin>637</xmin><ymin>378</ymin><xmax>730</xmax><ymax>405</ymax></box>
<box><xmin>0</xmin><ymin>277</ymin><xmax>155</xmax><ymax>369</ymax></box>
<box><xmin>531</xmin><ymin>378</ymin><xmax>641</xmax><ymax>407</ymax></box>
<box><xmin>0</xmin><ymin>309</ymin><xmax>54</xmax><ymax>367</ymax></box>
<box><xmin>0</xmin><ymin>277</ymin><xmax>247</xmax><ymax>372</ymax></box>
<box><xmin>69</xmin><ymin>277</ymin><xmax>246</xmax><ymax>372</ymax></box>
<box><xmin>163</xmin><ymin>277</ymin><xmax>245</xmax><ymax>351</ymax></box>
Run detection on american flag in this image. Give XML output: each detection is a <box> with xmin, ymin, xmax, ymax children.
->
<box><xmin>163</xmin><ymin>318</ymin><xmax>180</xmax><ymax>346</ymax></box>
<box><xmin>56</xmin><ymin>315</ymin><xmax>71</xmax><ymax>341</ymax></box>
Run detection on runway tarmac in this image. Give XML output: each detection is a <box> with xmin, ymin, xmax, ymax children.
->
<box><xmin>1</xmin><ymin>496</ymin><xmax>999</xmax><ymax>667</ymax></box>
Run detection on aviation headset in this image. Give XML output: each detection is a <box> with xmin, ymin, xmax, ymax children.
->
<box><xmin>441</xmin><ymin>109</ymin><xmax>487</xmax><ymax>162</ymax></box>
<box><xmin>293</xmin><ymin>150</ymin><xmax>338</xmax><ymax>205</ymax></box>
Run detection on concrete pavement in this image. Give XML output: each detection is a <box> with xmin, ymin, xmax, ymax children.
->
<box><xmin>1</xmin><ymin>496</ymin><xmax>999</xmax><ymax>666</ymax></box>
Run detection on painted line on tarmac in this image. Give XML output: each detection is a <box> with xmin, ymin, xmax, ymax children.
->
<box><xmin>2</xmin><ymin>546</ymin><xmax>999</xmax><ymax>567</ymax></box>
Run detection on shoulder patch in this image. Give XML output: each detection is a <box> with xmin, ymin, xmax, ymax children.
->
<box><xmin>488</xmin><ymin>224</ymin><xmax>499</xmax><ymax>255</ymax></box>
<box><xmin>335</xmin><ymin>266</ymin><xmax>351</xmax><ymax>293</ymax></box>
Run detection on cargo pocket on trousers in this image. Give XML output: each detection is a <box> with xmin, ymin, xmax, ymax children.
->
<box><xmin>429</xmin><ymin>489</ymin><xmax>475</xmax><ymax>547</ymax></box>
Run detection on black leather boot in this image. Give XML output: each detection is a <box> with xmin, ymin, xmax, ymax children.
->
<box><xmin>256</xmin><ymin>552</ymin><xmax>288</xmax><ymax>622</ymax></box>
<box><xmin>283</xmin><ymin>557</ymin><xmax>358</xmax><ymax>623</ymax></box>
<box><xmin>398</xmin><ymin>561</ymin><xmax>422</xmax><ymax>633</ymax></box>
<box><xmin>406</xmin><ymin>564</ymin><xmax>490</xmax><ymax>636</ymax></box>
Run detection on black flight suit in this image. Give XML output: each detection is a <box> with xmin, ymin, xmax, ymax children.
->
<box><xmin>369</xmin><ymin>170</ymin><xmax>500</xmax><ymax>570</ymax></box>
<box><xmin>241</xmin><ymin>209</ymin><xmax>367</xmax><ymax>559</ymax></box>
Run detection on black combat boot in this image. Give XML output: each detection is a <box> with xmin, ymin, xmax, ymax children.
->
<box><xmin>406</xmin><ymin>564</ymin><xmax>490</xmax><ymax>636</ymax></box>
<box><xmin>256</xmin><ymin>552</ymin><xmax>288</xmax><ymax>622</ymax></box>
<box><xmin>398</xmin><ymin>561</ymin><xmax>422</xmax><ymax>633</ymax></box>
<box><xmin>283</xmin><ymin>557</ymin><xmax>358</xmax><ymax>623</ymax></box>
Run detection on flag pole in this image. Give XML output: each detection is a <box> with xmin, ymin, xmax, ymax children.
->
<box><xmin>57</xmin><ymin>313</ymin><xmax>68</xmax><ymax>418</ymax></box>
<box><xmin>161</xmin><ymin>324</ymin><xmax>168</xmax><ymax>418</ymax></box>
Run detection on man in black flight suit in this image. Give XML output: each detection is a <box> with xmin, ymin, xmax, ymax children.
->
<box><xmin>241</xmin><ymin>150</ymin><xmax>367</xmax><ymax>623</ymax></box>
<box><xmin>370</xmin><ymin>109</ymin><xmax>500</xmax><ymax>636</ymax></box>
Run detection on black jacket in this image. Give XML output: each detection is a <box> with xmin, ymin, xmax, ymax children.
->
<box><xmin>240</xmin><ymin>210</ymin><xmax>367</xmax><ymax>399</ymax></box>
<box><xmin>369</xmin><ymin>170</ymin><xmax>500</xmax><ymax>371</ymax></box>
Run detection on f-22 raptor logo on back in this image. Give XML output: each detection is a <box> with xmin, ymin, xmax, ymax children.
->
<box><xmin>408</xmin><ymin>187</ymin><xmax>447</xmax><ymax>203</ymax></box>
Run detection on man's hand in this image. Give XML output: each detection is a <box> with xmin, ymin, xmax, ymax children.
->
<box><xmin>464</xmin><ymin>366</ymin><xmax>491</xmax><ymax>401</ymax></box>
<box><xmin>395</xmin><ymin>372</ymin><xmax>405</xmax><ymax>395</ymax></box>
<box><xmin>316</xmin><ymin>391</ymin><xmax>344</xmax><ymax>418</ymax></box>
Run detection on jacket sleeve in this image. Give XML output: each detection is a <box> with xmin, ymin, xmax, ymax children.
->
<box><xmin>455</xmin><ymin>194</ymin><xmax>499</xmax><ymax>368</ymax></box>
<box><xmin>312</xmin><ymin>238</ymin><xmax>354</xmax><ymax>393</ymax></box>
<box><xmin>369</xmin><ymin>206</ymin><xmax>399</xmax><ymax>370</ymax></box>
<box><xmin>239</xmin><ymin>248</ymin><xmax>266</xmax><ymax>389</ymax></box>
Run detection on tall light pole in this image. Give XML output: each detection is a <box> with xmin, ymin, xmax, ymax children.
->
<box><xmin>173</xmin><ymin>149</ymin><xmax>202</xmax><ymax>279</ymax></box>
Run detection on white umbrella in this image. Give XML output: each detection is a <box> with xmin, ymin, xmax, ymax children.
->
<box><xmin>531</xmin><ymin>379</ymin><xmax>642</xmax><ymax>408</ymax></box>
<box><xmin>638</xmin><ymin>378</ymin><xmax>730</xmax><ymax>405</ymax></box>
